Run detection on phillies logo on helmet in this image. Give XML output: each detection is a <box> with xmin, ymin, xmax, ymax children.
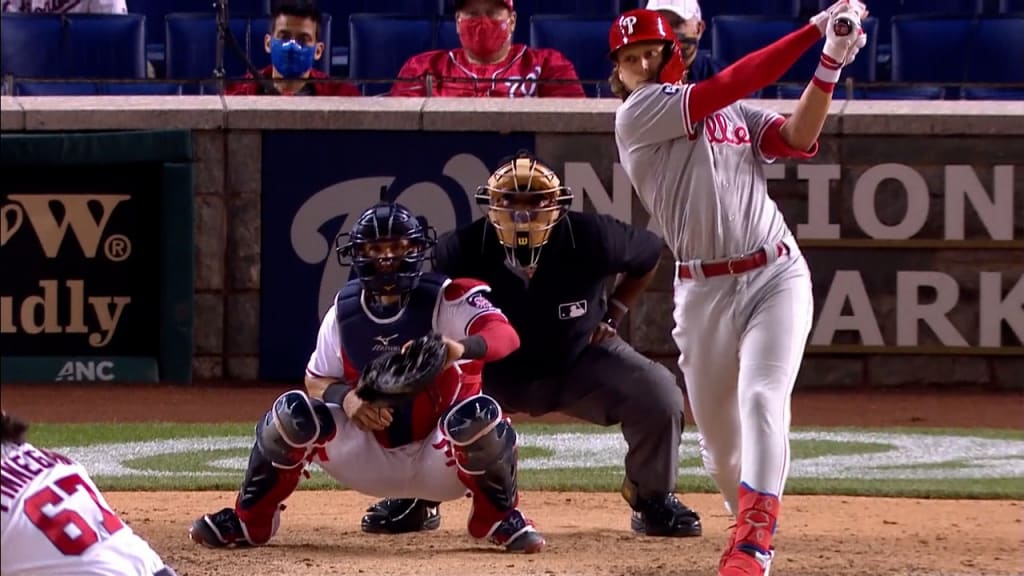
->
<box><xmin>619</xmin><ymin>15</ymin><xmax>638</xmax><ymax>36</ymax></box>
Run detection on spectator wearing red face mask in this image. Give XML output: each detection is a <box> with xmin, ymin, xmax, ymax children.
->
<box><xmin>389</xmin><ymin>0</ymin><xmax>585</xmax><ymax>98</ymax></box>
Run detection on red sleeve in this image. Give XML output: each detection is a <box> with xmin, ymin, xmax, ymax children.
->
<box><xmin>466</xmin><ymin>314</ymin><xmax>520</xmax><ymax>362</ymax></box>
<box><xmin>758</xmin><ymin>115</ymin><xmax>818</xmax><ymax>159</ymax></box>
<box><xmin>388</xmin><ymin>52</ymin><xmax>435</xmax><ymax>97</ymax></box>
<box><xmin>537</xmin><ymin>49</ymin><xmax>586</xmax><ymax>98</ymax></box>
<box><xmin>688</xmin><ymin>24</ymin><xmax>821</xmax><ymax>126</ymax></box>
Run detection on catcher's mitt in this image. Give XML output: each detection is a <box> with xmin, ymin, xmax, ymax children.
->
<box><xmin>356</xmin><ymin>333</ymin><xmax>448</xmax><ymax>405</ymax></box>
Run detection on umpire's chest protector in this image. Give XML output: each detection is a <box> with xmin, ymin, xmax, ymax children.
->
<box><xmin>335</xmin><ymin>274</ymin><xmax>446</xmax><ymax>373</ymax></box>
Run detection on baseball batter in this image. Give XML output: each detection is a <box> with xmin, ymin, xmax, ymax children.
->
<box><xmin>1</xmin><ymin>410</ymin><xmax>176</xmax><ymax>576</ymax></box>
<box><xmin>189</xmin><ymin>202</ymin><xmax>545</xmax><ymax>554</ymax></box>
<box><xmin>609</xmin><ymin>4</ymin><xmax>867</xmax><ymax>576</ymax></box>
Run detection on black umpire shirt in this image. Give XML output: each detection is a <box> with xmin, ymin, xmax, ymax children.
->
<box><xmin>433</xmin><ymin>211</ymin><xmax>663</xmax><ymax>379</ymax></box>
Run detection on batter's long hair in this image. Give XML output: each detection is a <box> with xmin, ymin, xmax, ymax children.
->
<box><xmin>1</xmin><ymin>411</ymin><xmax>28</xmax><ymax>446</ymax></box>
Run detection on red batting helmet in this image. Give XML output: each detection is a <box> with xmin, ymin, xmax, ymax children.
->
<box><xmin>608</xmin><ymin>9</ymin><xmax>686</xmax><ymax>84</ymax></box>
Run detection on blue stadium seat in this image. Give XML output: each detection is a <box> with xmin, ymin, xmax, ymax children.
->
<box><xmin>436</xmin><ymin>19</ymin><xmax>461</xmax><ymax>50</ymax></box>
<box><xmin>776</xmin><ymin>83</ymin><xmax>858</xmax><ymax>99</ymax></box>
<box><xmin>712</xmin><ymin>16</ymin><xmax>812</xmax><ymax>83</ymax></box>
<box><xmin>700</xmin><ymin>0</ymin><xmax>801</xmax><ymax>51</ymax></box>
<box><xmin>0</xmin><ymin>14</ymin><xmax>65</xmax><ymax>78</ymax></box>
<box><xmin>1002</xmin><ymin>0</ymin><xmax>1024</xmax><ymax>13</ymax></box>
<box><xmin>891</xmin><ymin>15</ymin><xmax>974</xmax><ymax>82</ymax></box>
<box><xmin>966</xmin><ymin>16</ymin><xmax>1024</xmax><ymax>82</ymax></box>
<box><xmin>530</xmin><ymin>15</ymin><xmax>614</xmax><ymax>97</ymax></box>
<box><xmin>532</xmin><ymin>0</ymin><xmax>619</xmax><ymax>15</ymax></box>
<box><xmin>65</xmin><ymin>14</ymin><xmax>146</xmax><ymax>78</ymax></box>
<box><xmin>13</xmin><ymin>81</ymin><xmax>183</xmax><ymax>95</ymax></box>
<box><xmin>860</xmin><ymin>85</ymin><xmax>945</xmax><ymax>99</ymax></box>
<box><xmin>1</xmin><ymin>14</ymin><xmax>146</xmax><ymax>79</ymax></box>
<box><xmin>817</xmin><ymin>0</ymin><xmax>983</xmax><ymax>49</ymax></box>
<box><xmin>961</xmin><ymin>86</ymin><xmax>1024</xmax><ymax>99</ymax></box>
<box><xmin>349</xmin><ymin>14</ymin><xmax>434</xmax><ymax>95</ymax></box>
<box><xmin>165</xmin><ymin>13</ymin><xmax>251</xmax><ymax>93</ymax></box>
<box><xmin>249</xmin><ymin>13</ymin><xmax>333</xmax><ymax>74</ymax></box>
<box><xmin>777</xmin><ymin>16</ymin><xmax>879</xmax><ymax>84</ymax></box>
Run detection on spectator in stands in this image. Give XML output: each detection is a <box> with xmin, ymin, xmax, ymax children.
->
<box><xmin>389</xmin><ymin>0</ymin><xmax>585</xmax><ymax>98</ymax></box>
<box><xmin>2</xmin><ymin>0</ymin><xmax>125</xmax><ymax>13</ymax></box>
<box><xmin>227</xmin><ymin>0</ymin><xmax>358</xmax><ymax>96</ymax></box>
<box><xmin>645</xmin><ymin>0</ymin><xmax>723</xmax><ymax>82</ymax></box>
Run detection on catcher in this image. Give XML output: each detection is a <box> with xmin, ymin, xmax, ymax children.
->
<box><xmin>188</xmin><ymin>202</ymin><xmax>545</xmax><ymax>554</ymax></box>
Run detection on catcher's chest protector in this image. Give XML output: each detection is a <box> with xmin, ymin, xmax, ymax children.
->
<box><xmin>335</xmin><ymin>273</ymin><xmax>446</xmax><ymax>374</ymax></box>
<box><xmin>337</xmin><ymin>273</ymin><xmax>447</xmax><ymax>448</ymax></box>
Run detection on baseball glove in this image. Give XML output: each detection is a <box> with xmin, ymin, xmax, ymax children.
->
<box><xmin>356</xmin><ymin>333</ymin><xmax>448</xmax><ymax>405</ymax></box>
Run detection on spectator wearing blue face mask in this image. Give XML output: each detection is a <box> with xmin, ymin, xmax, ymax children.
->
<box><xmin>227</xmin><ymin>0</ymin><xmax>358</xmax><ymax>96</ymax></box>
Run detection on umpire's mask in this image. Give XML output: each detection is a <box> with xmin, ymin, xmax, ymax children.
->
<box><xmin>476</xmin><ymin>151</ymin><xmax>573</xmax><ymax>274</ymax></box>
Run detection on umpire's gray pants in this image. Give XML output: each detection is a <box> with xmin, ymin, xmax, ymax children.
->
<box><xmin>484</xmin><ymin>337</ymin><xmax>686</xmax><ymax>500</ymax></box>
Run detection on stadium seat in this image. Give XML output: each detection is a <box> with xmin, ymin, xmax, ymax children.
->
<box><xmin>891</xmin><ymin>15</ymin><xmax>974</xmax><ymax>83</ymax></box>
<box><xmin>530</xmin><ymin>16</ymin><xmax>614</xmax><ymax>97</ymax></box>
<box><xmin>860</xmin><ymin>85</ymin><xmax>946</xmax><ymax>100</ymax></box>
<box><xmin>436</xmin><ymin>20</ymin><xmax>461</xmax><ymax>50</ymax></box>
<box><xmin>776</xmin><ymin>84</ymin><xmax>859</xmax><ymax>99</ymax></box>
<box><xmin>0</xmin><ymin>14</ymin><xmax>65</xmax><ymax>78</ymax></box>
<box><xmin>1001</xmin><ymin>0</ymin><xmax>1024</xmax><ymax>13</ymax></box>
<box><xmin>700</xmin><ymin>0</ymin><xmax>801</xmax><ymax>51</ymax></box>
<box><xmin>712</xmin><ymin>16</ymin><xmax>813</xmax><ymax>83</ymax></box>
<box><xmin>65</xmin><ymin>14</ymin><xmax>147</xmax><ymax>79</ymax></box>
<box><xmin>817</xmin><ymin>0</ymin><xmax>983</xmax><ymax>49</ymax></box>
<box><xmin>349</xmin><ymin>14</ymin><xmax>434</xmax><ymax>95</ymax></box>
<box><xmin>1</xmin><ymin>14</ymin><xmax>146</xmax><ymax>79</ymax></box>
<box><xmin>532</xmin><ymin>0</ymin><xmax>620</xmax><ymax>15</ymax></box>
<box><xmin>960</xmin><ymin>86</ymin><xmax>1024</xmax><ymax>99</ymax></box>
<box><xmin>165</xmin><ymin>13</ymin><xmax>251</xmax><ymax>93</ymax></box>
<box><xmin>966</xmin><ymin>16</ymin><xmax>1024</xmax><ymax>82</ymax></box>
<box><xmin>249</xmin><ymin>13</ymin><xmax>333</xmax><ymax>74</ymax></box>
<box><xmin>13</xmin><ymin>81</ymin><xmax>183</xmax><ymax>95</ymax></box>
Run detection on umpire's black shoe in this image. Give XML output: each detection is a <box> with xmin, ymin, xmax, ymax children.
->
<box><xmin>361</xmin><ymin>498</ymin><xmax>442</xmax><ymax>534</ymax></box>
<box><xmin>630</xmin><ymin>493</ymin><xmax>703</xmax><ymax>537</ymax></box>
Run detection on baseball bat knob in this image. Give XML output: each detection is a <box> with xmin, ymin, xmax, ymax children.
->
<box><xmin>833</xmin><ymin>16</ymin><xmax>855</xmax><ymax>36</ymax></box>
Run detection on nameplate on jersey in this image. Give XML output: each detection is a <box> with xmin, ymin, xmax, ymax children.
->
<box><xmin>558</xmin><ymin>300</ymin><xmax>587</xmax><ymax>320</ymax></box>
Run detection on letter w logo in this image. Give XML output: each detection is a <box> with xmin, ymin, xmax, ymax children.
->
<box><xmin>6</xmin><ymin>195</ymin><xmax>128</xmax><ymax>258</ymax></box>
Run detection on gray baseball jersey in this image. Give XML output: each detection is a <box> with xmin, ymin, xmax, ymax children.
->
<box><xmin>615</xmin><ymin>82</ymin><xmax>792</xmax><ymax>262</ymax></box>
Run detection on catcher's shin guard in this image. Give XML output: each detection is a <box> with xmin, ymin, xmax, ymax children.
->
<box><xmin>191</xmin><ymin>391</ymin><xmax>336</xmax><ymax>547</ymax></box>
<box><xmin>442</xmin><ymin>395</ymin><xmax>544</xmax><ymax>553</ymax></box>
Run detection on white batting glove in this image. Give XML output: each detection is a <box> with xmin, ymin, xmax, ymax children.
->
<box><xmin>810</xmin><ymin>0</ymin><xmax>867</xmax><ymax>37</ymax></box>
<box><xmin>814</xmin><ymin>8</ymin><xmax>865</xmax><ymax>92</ymax></box>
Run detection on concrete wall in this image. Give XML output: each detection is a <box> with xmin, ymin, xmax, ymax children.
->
<box><xmin>2</xmin><ymin>96</ymin><xmax>1021</xmax><ymax>388</ymax></box>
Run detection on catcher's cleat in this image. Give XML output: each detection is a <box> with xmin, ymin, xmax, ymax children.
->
<box><xmin>189</xmin><ymin>508</ymin><xmax>252</xmax><ymax>548</ymax></box>
<box><xmin>630</xmin><ymin>493</ymin><xmax>703</xmax><ymax>537</ymax></box>
<box><xmin>489</xmin><ymin>509</ymin><xmax>546</xmax><ymax>554</ymax></box>
<box><xmin>361</xmin><ymin>498</ymin><xmax>442</xmax><ymax>534</ymax></box>
<box><xmin>189</xmin><ymin>506</ymin><xmax>282</xmax><ymax>548</ymax></box>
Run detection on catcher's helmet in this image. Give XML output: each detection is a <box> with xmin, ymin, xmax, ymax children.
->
<box><xmin>608</xmin><ymin>9</ymin><xmax>686</xmax><ymax>85</ymax></box>
<box><xmin>475</xmin><ymin>150</ymin><xmax>572</xmax><ymax>272</ymax></box>
<box><xmin>335</xmin><ymin>202</ymin><xmax>436</xmax><ymax>298</ymax></box>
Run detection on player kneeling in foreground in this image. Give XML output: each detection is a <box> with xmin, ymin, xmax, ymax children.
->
<box><xmin>189</xmin><ymin>202</ymin><xmax>545</xmax><ymax>553</ymax></box>
<box><xmin>609</xmin><ymin>2</ymin><xmax>868</xmax><ymax>576</ymax></box>
<box><xmin>1</xmin><ymin>410</ymin><xmax>177</xmax><ymax>575</ymax></box>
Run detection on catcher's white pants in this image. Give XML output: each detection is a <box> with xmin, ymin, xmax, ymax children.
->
<box><xmin>671</xmin><ymin>241</ymin><xmax>813</xmax><ymax>515</ymax></box>
<box><xmin>314</xmin><ymin>404</ymin><xmax>469</xmax><ymax>502</ymax></box>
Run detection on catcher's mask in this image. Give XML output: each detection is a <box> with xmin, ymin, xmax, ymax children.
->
<box><xmin>475</xmin><ymin>151</ymin><xmax>572</xmax><ymax>272</ymax></box>
<box><xmin>335</xmin><ymin>202</ymin><xmax>436</xmax><ymax>303</ymax></box>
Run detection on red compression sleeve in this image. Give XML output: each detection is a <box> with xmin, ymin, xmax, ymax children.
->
<box><xmin>689</xmin><ymin>24</ymin><xmax>822</xmax><ymax>124</ymax></box>
<box><xmin>759</xmin><ymin>116</ymin><xmax>818</xmax><ymax>158</ymax></box>
<box><xmin>467</xmin><ymin>315</ymin><xmax>520</xmax><ymax>362</ymax></box>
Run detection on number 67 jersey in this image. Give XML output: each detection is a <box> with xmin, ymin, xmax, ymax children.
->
<box><xmin>1</xmin><ymin>441</ymin><xmax>172</xmax><ymax>576</ymax></box>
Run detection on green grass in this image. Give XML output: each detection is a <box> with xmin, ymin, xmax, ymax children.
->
<box><xmin>26</xmin><ymin>422</ymin><xmax>1024</xmax><ymax>500</ymax></box>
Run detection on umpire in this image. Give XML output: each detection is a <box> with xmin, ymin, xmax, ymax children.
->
<box><xmin>360</xmin><ymin>151</ymin><xmax>702</xmax><ymax>538</ymax></box>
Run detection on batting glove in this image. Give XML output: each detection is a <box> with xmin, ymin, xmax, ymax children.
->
<box><xmin>814</xmin><ymin>7</ymin><xmax>865</xmax><ymax>93</ymax></box>
<box><xmin>811</xmin><ymin>0</ymin><xmax>867</xmax><ymax>37</ymax></box>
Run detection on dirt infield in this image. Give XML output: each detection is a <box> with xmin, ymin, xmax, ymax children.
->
<box><xmin>4</xmin><ymin>384</ymin><xmax>1024</xmax><ymax>575</ymax></box>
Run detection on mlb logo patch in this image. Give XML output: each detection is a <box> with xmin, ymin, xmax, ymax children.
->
<box><xmin>558</xmin><ymin>300</ymin><xmax>587</xmax><ymax>320</ymax></box>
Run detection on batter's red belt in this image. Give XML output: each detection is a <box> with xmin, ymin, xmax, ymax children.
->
<box><xmin>677</xmin><ymin>241</ymin><xmax>789</xmax><ymax>280</ymax></box>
